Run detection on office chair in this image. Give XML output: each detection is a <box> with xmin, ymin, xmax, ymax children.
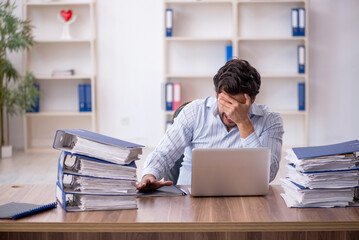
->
<box><xmin>164</xmin><ymin>101</ymin><xmax>191</xmax><ymax>184</ymax></box>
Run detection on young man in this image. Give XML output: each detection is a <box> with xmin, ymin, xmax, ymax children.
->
<box><xmin>138</xmin><ymin>59</ymin><xmax>284</xmax><ymax>190</ymax></box>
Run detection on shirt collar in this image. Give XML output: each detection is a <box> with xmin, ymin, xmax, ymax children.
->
<box><xmin>206</xmin><ymin>97</ymin><xmax>218</xmax><ymax>116</ymax></box>
<box><xmin>249</xmin><ymin>103</ymin><xmax>265</xmax><ymax>116</ymax></box>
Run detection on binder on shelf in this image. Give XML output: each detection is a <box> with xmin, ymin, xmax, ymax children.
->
<box><xmin>51</xmin><ymin>69</ymin><xmax>75</xmax><ymax>77</ymax></box>
<box><xmin>172</xmin><ymin>82</ymin><xmax>182</xmax><ymax>111</ymax></box>
<box><xmin>53</xmin><ymin>129</ymin><xmax>144</xmax><ymax>165</ymax></box>
<box><xmin>85</xmin><ymin>84</ymin><xmax>92</xmax><ymax>112</ymax></box>
<box><xmin>298</xmin><ymin>45</ymin><xmax>305</xmax><ymax>74</ymax></box>
<box><xmin>165</xmin><ymin>8</ymin><xmax>173</xmax><ymax>37</ymax></box>
<box><xmin>26</xmin><ymin>84</ymin><xmax>40</xmax><ymax>113</ymax></box>
<box><xmin>226</xmin><ymin>45</ymin><xmax>233</xmax><ymax>62</ymax></box>
<box><xmin>298</xmin><ymin>82</ymin><xmax>305</xmax><ymax>111</ymax></box>
<box><xmin>0</xmin><ymin>202</ymin><xmax>57</xmax><ymax>220</ymax></box>
<box><xmin>298</xmin><ymin>8</ymin><xmax>306</xmax><ymax>36</ymax></box>
<box><xmin>291</xmin><ymin>8</ymin><xmax>299</xmax><ymax>37</ymax></box>
<box><xmin>78</xmin><ymin>84</ymin><xmax>86</xmax><ymax>112</ymax></box>
<box><xmin>165</xmin><ymin>82</ymin><xmax>173</xmax><ymax>111</ymax></box>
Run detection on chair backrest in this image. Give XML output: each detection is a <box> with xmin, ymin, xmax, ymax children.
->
<box><xmin>165</xmin><ymin>101</ymin><xmax>192</xmax><ymax>184</ymax></box>
<box><xmin>171</xmin><ymin>101</ymin><xmax>192</xmax><ymax>124</ymax></box>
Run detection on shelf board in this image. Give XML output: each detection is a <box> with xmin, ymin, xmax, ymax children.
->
<box><xmin>166</xmin><ymin>109</ymin><xmax>306</xmax><ymax>116</ymax></box>
<box><xmin>34</xmin><ymin>38</ymin><xmax>94</xmax><ymax>43</ymax></box>
<box><xmin>166</xmin><ymin>37</ymin><xmax>232</xmax><ymax>41</ymax></box>
<box><xmin>35</xmin><ymin>74</ymin><xmax>93</xmax><ymax>80</ymax></box>
<box><xmin>282</xmin><ymin>144</ymin><xmax>307</xmax><ymax>151</ymax></box>
<box><xmin>166</xmin><ymin>74</ymin><xmax>214</xmax><ymax>78</ymax></box>
<box><xmin>276</xmin><ymin>110</ymin><xmax>307</xmax><ymax>115</ymax></box>
<box><xmin>261</xmin><ymin>74</ymin><xmax>306</xmax><ymax>78</ymax></box>
<box><xmin>238</xmin><ymin>0</ymin><xmax>306</xmax><ymax>3</ymax></box>
<box><xmin>238</xmin><ymin>37</ymin><xmax>306</xmax><ymax>41</ymax></box>
<box><xmin>165</xmin><ymin>0</ymin><xmax>232</xmax><ymax>4</ymax></box>
<box><xmin>25</xmin><ymin>0</ymin><xmax>94</xmax><ymax>6</ymax></box>
<box><xmin>25</xmin><ymin>112</ymin><xmax>93</xmax><ymax>117</ymax></box>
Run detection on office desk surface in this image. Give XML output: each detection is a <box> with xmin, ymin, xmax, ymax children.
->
<box><xmin>0</xmin><ymin>184</ymin><xmax>359</xmax><ymax>233</ymax></box>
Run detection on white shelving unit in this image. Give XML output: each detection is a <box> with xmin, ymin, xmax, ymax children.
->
<box><xmin>163</xmin><ymin>0</ymin><xmax>309</xmax><ymax>148</ymax></box>
<box><xmin>22</xmin><ymin>0</ymin><xmax>97</xmax><ymax>151</ymax></box>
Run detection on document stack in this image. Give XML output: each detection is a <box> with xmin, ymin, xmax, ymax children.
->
<box><xmin>281</xmin><ymin>140</ymin><xmax>359</xmax><ymax>208</ymax></box>
<box><xmin>53</xmin><ymin>129</ymin><xmax>144</xmax><ymax>212</ymax></box>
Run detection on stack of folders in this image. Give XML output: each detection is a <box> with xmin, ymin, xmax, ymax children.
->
<box><xmin>53</xmin><ymin>129</ymin><xmax>144</xmax><ymax>212</ymax></box>
<box><xmin>280</xmin><ymin>140</ymin><xmax>359</xmax><ymax>208</ymax></box>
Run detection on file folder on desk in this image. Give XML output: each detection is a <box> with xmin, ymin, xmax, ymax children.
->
<box><xmin>53</xmin><ymin>129</ymin><xmax>144</xmax><ymax>165</ymax></box>
<box><xmin>292</xmin><ymin>140</ymin><xmax>359</xmax><ymax>159</ymax></box>
<box><xmin>57</xmin><ymin>151</ymin><xmax>137</xmax><ymax>180</ymax></box>
<box><xmin>56</xmin><ymin>182</ymin><xmax>137</xmax><ymax>212</ymax></box>
<box><xmin>0</xmin><ymin>202</ymin><xmax>57</xmax><ymax>219</ymax></box>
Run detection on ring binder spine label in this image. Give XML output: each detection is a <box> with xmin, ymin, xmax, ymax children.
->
<box><xmin>165</xmin><ymin>9</ymin><xmax>173</xmax><ymax>37</ymax></box>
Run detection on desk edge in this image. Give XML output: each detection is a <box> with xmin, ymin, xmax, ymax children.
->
<box><xmin>1</xmin><ymin>222</ymin><xmax>359</xmax><ymax>232</ymax></box>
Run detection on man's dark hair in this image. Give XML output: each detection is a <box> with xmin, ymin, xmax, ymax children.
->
<box><xmin>213</xmin><ymin>59</ymin><xmax>261</xmax><ymax>99</ymax></box>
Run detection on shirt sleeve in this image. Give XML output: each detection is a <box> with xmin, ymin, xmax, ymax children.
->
<box><xmin>141</xmin><ymin>102</ymin><xmax>197</xmax><ymax>180</ymax></box>
<box><xmin>240</xmin><ymin>112</ymin><xmax>284</xmax><ymax>182</ymax></box>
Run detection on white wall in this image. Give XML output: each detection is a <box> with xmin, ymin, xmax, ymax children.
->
<box><xmin>308</xmin><ymin>0</ymin><xmax>359</xmax><ymax>145</ymax></box>
<box><xmin>96</xmin><ymin>0</ymin><xmax>163</xmax><ymax>146</ymax></box>
<box><xmin>8</xmin><ymin>0</ymin><xmax>359</xmax><ymax>149</ymax></box>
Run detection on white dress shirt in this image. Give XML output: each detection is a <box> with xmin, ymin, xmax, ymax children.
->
<box><xmin>142</xmin><ymin>96</ymin><xmax>284</xmax><ymax>185</ymax></box>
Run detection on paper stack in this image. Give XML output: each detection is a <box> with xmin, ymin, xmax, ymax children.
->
<box><xmin>53</xmin><ymin>129</ymin><xmax>144</xmax><ymax>212</ymax></box>
<box><xmin>281</xmin><ymin>140</ymin><xmax>359</xmax><ymax>208</ymax></box>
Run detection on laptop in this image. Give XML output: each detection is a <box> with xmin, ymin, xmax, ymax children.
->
<box><xmin>190</xmin><ymin>148</ymin><xmax>271</xmax><ymax>197</ymax></box>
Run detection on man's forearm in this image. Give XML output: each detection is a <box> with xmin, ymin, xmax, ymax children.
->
<box><xmin>236</xmin><ymin>117</ymin><xmax>254</xmax><ymax>138</ymax></box>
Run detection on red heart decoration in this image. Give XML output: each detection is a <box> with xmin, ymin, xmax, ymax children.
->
<box><xmin>60</xmin><ymin>10</ymin><xmax>72</xmax><ymax>22</ymax></box>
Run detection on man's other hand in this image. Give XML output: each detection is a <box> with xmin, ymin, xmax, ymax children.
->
<box><xmin>137</xmin><ymin>174</ymin><xmax>173</xmax><ymax>191</ymax></box>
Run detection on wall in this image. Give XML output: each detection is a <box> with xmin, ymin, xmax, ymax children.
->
<box><xmin>308</xmin><ymin>0</ymin><xmax>359</xmax><ymax>145</ymax></box>
<box><xmin>8</xmin><ymin>0</ymin><xmax>359</xmax><ymax>149</ymax></box>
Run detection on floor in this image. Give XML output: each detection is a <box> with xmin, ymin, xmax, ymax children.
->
<box><xmin>0</xmin><ymin>148</ymin><xmax>152</xmax><ymax>186</ymax></box>
<box><xmin>0</xmin><ymin>148</ymin><xmax>287</xmax><ymax>186</ymax></box>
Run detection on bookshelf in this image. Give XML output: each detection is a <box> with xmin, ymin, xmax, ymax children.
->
<box><xmin>22</xmin><ymin>0</ymin><xmax>97</xmax><ymax>151</ymax></box>
<box><xmin>163</xmin><ymin>0</ymin><xmax>309</xmax><ymax>148</ymax></box>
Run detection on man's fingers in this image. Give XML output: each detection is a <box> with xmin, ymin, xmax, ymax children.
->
<box><xmin>137</xmin><ymin>175</ymin><xmax>156</xmax><ymax>190</ymax></box>
<box><xmin>218</xmin><ymin>98</ymin><xmax>232</xmax><ymax>113</ymax></box>
<box><xmin>162</xmin><ymin>180</ymin><xmax>174</xmax><ymax>186</ymax></box>
<box><xmin>152</xmin><ymin>180</ymin><xmax>173</xmax><ymax>189</ymax></box>
<box><xmin>219</xmin><ymin>92</ymin><xmax>234</xmax><ymax>104</ymax></box>
<box><xmin>138</xmin><ymin>179</ymin><xmax>173</xmax><ymax>191</ymax></box>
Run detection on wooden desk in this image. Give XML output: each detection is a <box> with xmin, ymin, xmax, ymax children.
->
<box><xmin>0</xmin><ymin>184</ymin><xmax>358</xmax><ymax>240</ymax></box>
